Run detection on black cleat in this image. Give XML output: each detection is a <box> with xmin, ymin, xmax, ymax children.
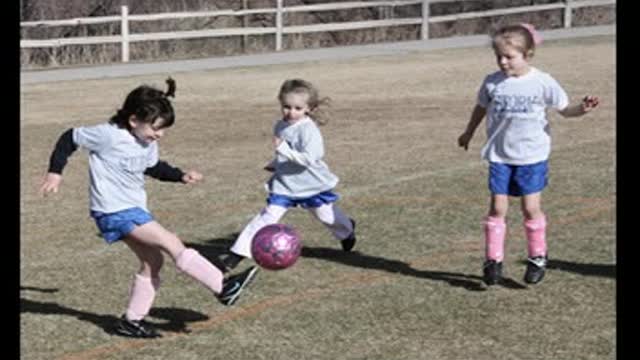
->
<box><xmin>524</xmin><ymin>256</ymin><xmax>547</xmax><ymax>284</ymax></box>
<box><xmin>483</xmin><ymin>260</ymin><xmax>503</xmax><ymax>286</ymax></box>
<box><xmin>219</xmin><ymin>252</ymin><xmax>245</xmax><ymax>273</ymax></box>
<box><xmin>341</xmin><ymin>219</ymin><xmax>357</xmax><ymax>252</ymax></box>
<box><xmin>115</xmin><ymin>315</ymin><xmax>162</xmax><ymax>338</ymax></box>
<box><xmin>217</xmin><ymin>266</ymin><xmax>259</xmax><ymax>306</ymax></box>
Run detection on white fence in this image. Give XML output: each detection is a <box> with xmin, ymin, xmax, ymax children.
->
<box><xmin>20</xmin><ymin>0</ymin><xmax>615</xmax><ymax>63</ymax></box>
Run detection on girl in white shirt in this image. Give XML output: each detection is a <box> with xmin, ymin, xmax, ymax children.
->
<box><xmin>40</xmin><ymin>79</ymin><xmax>257</xmax><ymax>338</ymax></box>
<box><xmin>220</xmin><ymin>79</ymin><xmax>356</xmax><ymax>272</ymax></box>
<box><xmin>457</xmin><ymin>24</ymin><xmax>599</xmax><ymax>286</ymax></box>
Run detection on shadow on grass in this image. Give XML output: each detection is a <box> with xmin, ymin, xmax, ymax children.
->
<box><xmin>184</xmin><ymin>232</ymin><xmax>241</xmax><ymax>270</ymax></box>
<box><xmin>494</xmin><ymin>277</ymin><xmax>528</xmax><ymax>289</ymax></box>
<box><xmin>301</xmin><ymin>246</ymin><xmax>493</xmax><ymax>291</ymax></box>
<box><xmin>20</xmin><ymin>287</ymin><xmax>210</xmax><ymax>336</ymax></box>
<box><xmin>518</xmin><ymin>259</ymin><xmax>616</xmax><ymax>279</ymax></box>
<box><xmin>183</xmin><ymin>233</ymin><xmax>528</xmax><ymax>291</ymax></box>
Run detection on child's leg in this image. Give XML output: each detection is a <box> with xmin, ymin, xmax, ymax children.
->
<box><xmin>521</xmin><ymin>192</ymin><xmax>548</xmax><ymax>283</ymax></box>
<box><xmin>124</xmin><ymin>273</ymin><xmax>160</xmax><ymax>321</ymax></box>
<box><xmin>127</xmin><ymin>221</ymin><xmax>224</xmax><ymax>295</ymax></box>
<box><xmin>122</xmin><ymin>239</ymin><xmax>164</xmax><ymax>321</ymax></box>
<box><xmin>485</xmin><ymin>194</ymin><xmax>509</xmax><ymax>262</ymax></box>
<box><xmin>308</xmin><ymin>203</ymin><xmax>353</xmax><ymax>240</ymax></box>
<box><xmin>521</xmin><ymin>192</ymin><xmax>546</xmax><ymax>258</ymax></box>
<box><xmin>230</xmin><ymin>205</ymin><xmax>288</xmax><ymax>258</ymax></box>
<box><xmin>124</xmin><ymin>237</ymin><xmax>165</xmax><ymax>278</ymax></box>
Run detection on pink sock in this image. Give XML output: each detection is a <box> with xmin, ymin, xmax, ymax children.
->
<box><xmin>485</xmin><ymin>216</ymin><xmax>506</xmax><ymax>262</ymax></box>
<box><xmin>175</xmin><ymin>248</ymin><xmax>223</xmax><ymax>294</ymax></box>
<box><xmin>125</xmin><ymin>274</ymin><xmax>158</xmax><ymax>321</ymax></box>
<box><xmin>525</xmin><ymin>216</ymin><xmax>547</xmax><ymax>258</ymax></box>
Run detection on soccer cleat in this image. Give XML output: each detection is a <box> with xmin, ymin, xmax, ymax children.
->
<box><xmin>524</xmin><ymin>256</ymin><xmax>547</xmax><ymax>284</ymax></box>
<box><xmin>482</xmin><ymin>260</ymin><xmax>503</xmax><ymax>285</ymax></box>
<box><xmin>341</xmin><ymin>219</ymin><xmax>357</xmax><ymax>252</ymax></box>
<box><xmin>219</xmin><ymin>252</ymin><xmax>245</xmax><ymax>273</ymax></box>
<box><xmin>115</xmin><ymin>315</ymin><xmax>162</xmax><ymax>338</ymax></box>
<box><xmin>217</xmin><ymin>266</ymin><xmax>259</xmax><ymax>306</ymax></box>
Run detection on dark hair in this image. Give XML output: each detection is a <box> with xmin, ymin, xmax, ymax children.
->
<box><xmin>278</xmin><ymin>78</ymin><xmax>331</xmax><ymax>125</ymax></box>
<box><xmin>491</xmin><ymin>24</ymin><xmax>536</xmax><ymax>58</ymax></box>
<box><xmin>110</xmin><ymin>77</ymin><xmax>177</xmax><ymax>129</ymax></box>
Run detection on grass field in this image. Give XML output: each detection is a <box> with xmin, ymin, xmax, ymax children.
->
<box><xmin>20</xmin><ymin>34</ymin><xmax>615</xmax><ymax>360</ymax></box>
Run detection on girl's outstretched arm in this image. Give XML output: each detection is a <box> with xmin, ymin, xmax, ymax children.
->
<box><xmin>458</xmin><ymin>104</ymin><xmax>487</xmax><ymax>151</ymax></box>
<box><xmin>40</xmin><ymin>173</ymin><xmax>63</xmax><ymax>196</ymax></box>
<box><xmin>40</xmin><ymin>128</ymin><xmax>78</xmax><ymax>196</ymax></box>
<box><xmin>558</xmin><ymin>95</ymin><xmax>599</xmax><ymax>118</ymax></box>
<box><xmin>144</xmin><ymin>160</ymin><xmax>202</xmax><ymax>184</ymax></box>
<box><xmin>181</xmin><ymin>170</ymin><xmax>203</xmax><ymax>184</ymax></box>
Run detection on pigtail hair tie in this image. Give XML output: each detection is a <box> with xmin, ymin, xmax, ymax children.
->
<box><xmin>164</xmin><ymin>77</ymin><xmax>176</xmax><ymax>98</ymax></box>
<box><xmin>520</xmin><ymin>23</ymin><xmax>543</xmax><ymax>45</ymax></box>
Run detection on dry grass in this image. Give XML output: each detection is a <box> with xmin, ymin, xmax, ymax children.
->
<box><xmin>20</xmin><ymin>35</ymin><xmax>615</xmax><ymax>360</ymax></box>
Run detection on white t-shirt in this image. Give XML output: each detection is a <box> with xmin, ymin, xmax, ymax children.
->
<box><xmin>73</xmin><ymin>122</ymin><xmax>159</xmax><ymax>213</ymax></box>
<box><xmin>477</xmin><ymin>67</ymin><xmax>569</xmax><ymax>165</ymax></box>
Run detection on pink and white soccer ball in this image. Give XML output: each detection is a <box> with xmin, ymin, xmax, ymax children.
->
<box><xmin>251</xmin><ymin>224</ymin><xmax>302</xmax><ymax>270</ymax></box>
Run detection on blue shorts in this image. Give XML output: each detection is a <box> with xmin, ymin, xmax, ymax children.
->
<box><xmin>488</xmin><ymin>160</ymin><xmax>548</xmax><ymax>196</ymax></box>
<box><xmin>90</xmin><ymin>207</ymin><xmax>154</xmax><ymax>244</ymax></box>
<box><xmin>267</xmin><ymin>191</ymin><xmax>339</xmax><ymax>209</ymax></box>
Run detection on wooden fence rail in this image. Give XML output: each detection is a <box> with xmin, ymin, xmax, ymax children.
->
<box><xmin>20</xmin><ymin>0</ymin><xmax>615</xmax><ymax>63</ymax></box>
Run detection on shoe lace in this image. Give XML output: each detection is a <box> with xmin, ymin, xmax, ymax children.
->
<box><xmin>528</xmin><ymin>256</ymin><xmax>547</xmax><ymax>268</ymax></box>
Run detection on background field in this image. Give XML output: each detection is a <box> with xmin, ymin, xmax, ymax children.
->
<box><xmin>20</xmin><ymin>34</ymin><xmax>615</xmax><ymax>360</ymax></box>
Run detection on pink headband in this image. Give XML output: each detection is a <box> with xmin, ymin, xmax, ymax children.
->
<box><xmin>520</xmin><ymin>23</ymin><xmax>543</xmax><ymax>45</ymax></box>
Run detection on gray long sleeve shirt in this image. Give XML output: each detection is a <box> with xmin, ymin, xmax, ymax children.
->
<box><xmin>266</xmin><ymin>116</ymin><xmax>339</xmax><ymax>198</ymax></box>
<box><xmin>73</xmin><ymin>123</ymin><xmax>159</xmax><ymax>213</ymax></box>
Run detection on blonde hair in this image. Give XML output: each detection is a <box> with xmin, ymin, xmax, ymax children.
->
<box><xmin>491</xmin><ymin>24</ymin><xmax>537</xmax><ymax>59</ymax></box>
<box><xmin>278</xmin><ymin>79</ymin><xmax>331</xmax><ymax>125</ymax></box>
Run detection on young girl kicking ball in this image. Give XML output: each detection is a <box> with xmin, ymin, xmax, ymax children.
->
<box><xmin>40</xmin><ymin>78</ymin><xmax>257</xmax><ymax>338</ymax></box>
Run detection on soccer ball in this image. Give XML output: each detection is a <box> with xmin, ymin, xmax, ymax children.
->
<box><xmin>251</xmin><ymin>224</ymin><xmax>302</xmax><ymax>270</ymax></box>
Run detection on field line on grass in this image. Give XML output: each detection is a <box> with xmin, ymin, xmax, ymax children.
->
<box><xmin>554</xmin><ymin>201</ymin><xmax>614</xmax><ymax>226</ymax></box>
<box><xmin>55</xmin><ymin>198</ymin><xmax>614</xmax><ymax>360</ymax></box>
<box><xmin>21</xmin><ymin>193</ymin><xmax>611</xmax><ymax>271</ymax></box>
<box><xmin>346</xmin><ymin>134</ymin><xmax>614</xmax><ymax>195</ymax></box>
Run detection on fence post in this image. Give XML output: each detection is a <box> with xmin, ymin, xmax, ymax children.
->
<box><xmin>121</xmin><ymin>5</ymin><xmax>130</xmax><ymax>62</ymax></box>
<box><xmin>242</xmin><ymin>0</ymin><xmax>248</xmax><ymax>53</ymax></box>
<box><xmin>421</xmin><ymin>0</ymin><xmax>430</xmax><ymax>40</ymax></box>
<box><xmin>564</xmin><ymin>0</ymin><xmax>572</xmax><ymax>28</ymax></box>
<box><xmin>276</xmin><ymin>0</ymin><xmax>283</xmax><ymax>51</ymax></box>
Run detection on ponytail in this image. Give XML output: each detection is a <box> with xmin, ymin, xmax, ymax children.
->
<box><xmin>164</xmin><ymin>77</ymin><xmax>176</xmax><ymax>98</ymax></box>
